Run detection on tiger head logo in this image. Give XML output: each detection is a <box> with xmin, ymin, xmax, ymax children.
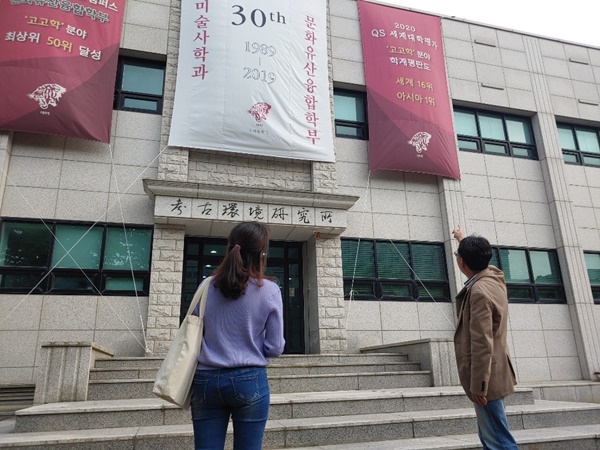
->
<box><xmin>28</xmin><ymin>83</ymin><xmax>67</xmax><ymax>110</ymax></box>
<box><xmin>408</xmin><ymin>131</ymin><xmax>432</xmax><ymax>154</ymax></box>
<box><xmin>248</xmin><ymin>102</ymin><xmax>272</xmax><ymax>122</ymax></box>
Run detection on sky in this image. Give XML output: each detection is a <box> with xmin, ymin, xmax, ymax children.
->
<box><xmin>382</xmin><ymin>0</ymin><xmax>600</xmax><ymax>48</ymax></box>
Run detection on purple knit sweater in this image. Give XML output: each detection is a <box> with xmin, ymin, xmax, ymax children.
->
<box><xmin>195</xmin><ymin>278</ymin><xmax>285</xmax><ymax>369</ymax></box>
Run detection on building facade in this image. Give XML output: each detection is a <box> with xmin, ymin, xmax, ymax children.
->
<box><xmin>1</xmin><ymin>0</ymin><xmax>600</xmax><ymax>386</ymax></box>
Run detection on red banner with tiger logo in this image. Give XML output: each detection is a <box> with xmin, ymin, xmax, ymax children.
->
<box><xmin>358</xmin><ymin>1</ymin><xmax>460</xmax><ymax>179</ymax></box>
<box><xmin>0</xmin><ymin>0</ymin><xmax>125</xmax><ymax>143</ymax></box>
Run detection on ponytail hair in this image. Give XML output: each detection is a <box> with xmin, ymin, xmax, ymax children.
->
<box><xmin>212</xmin><ymin>221</ymin><xmax>270</xmax><ymax>299</ymax></box>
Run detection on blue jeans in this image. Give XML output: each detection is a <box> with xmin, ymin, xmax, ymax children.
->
<box><xmin>191</xmin><ymin>366</ymin><xmax>270</xmax><ymax>450</ymax></box>
<box><xmin>474</xmin><ymin>398</ymin><xmax>519</xmax><ymax>449</ymax></box>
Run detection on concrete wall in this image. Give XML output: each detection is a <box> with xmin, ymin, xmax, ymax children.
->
<box><xmin>0</xmin><ymin>294</ymin><xmax>148</xmax><ymax>383</ymax></box>
<box><xmin>1</xmin><ymin>112</ymin><xmax>159</xmax><ymax>224</ymax></box>
<box><xmin>1</xmin><ymin>0</ymin><xmax>599</xmax><ymax>384</ymax></box>
<box><xmin>565</xmin><ymin>167</ymin><xmax>600</xmax><ymax>251</ymax></box>
<box><xmin>0</xmin><ymin>1</ymin><xmax>165</xmax><ymax>384</ymax></box>
<box><xmin>330</xmin><ymin>0</ymin><xmax>599</xmax><ymax>381</ymax></box>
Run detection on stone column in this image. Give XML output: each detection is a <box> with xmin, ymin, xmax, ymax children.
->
<box><xmin>525</xmin><ymin>36</ymin><xmax>600</xmax><ymax>379</ymax></box>
<box><xmin>438</xmin><ymin>177</ymin><xmax>470</xmax><ymax>305</ymax></box>
<box><xmin>157</xmin><ymin>0</ymin><xmax>189</xmax><ymax>182</ymax></box>
<box><xmin>307</xmin><ymin>235</ymin><xmax>347</xmax><ymax>353</ymax></box>
<box><xmin>145</xmin><ymin>224</ymin><xmax>186</xmax><ymax>355</ymax></box>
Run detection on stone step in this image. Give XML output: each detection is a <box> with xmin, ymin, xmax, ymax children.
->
<box><xmin>87</xmin><ymin>371</ymin><xmax>433</xmax><ymax>400</ymax></box>
<box><xmin>14</xmin><ymin>387</ymin><xmax>536</xmax><ymax>433</ymax></box>
<box><xmin>89</xmin><ymin>361</ymin><xmax>423</xmax><ymax>380</ymax></box>
<box><xmin>271</xmin><ymin>425</ymin><xmax>600</xmax><ymax>450</ymax></box>
<box><xmin>2</xmin><ymin>401</ymin><xmax>599</xmax><ymax>449</ymax></box>
<box><xmin>93</xmin><ymin>353</ymin><xmax>409</xmax><ymax>369</ymax></box>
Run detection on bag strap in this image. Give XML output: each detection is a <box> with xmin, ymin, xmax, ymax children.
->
<box><xmin>186</xmin><ymin>276</ymin><xmax>212</xmax><ymax>318</ymax></box>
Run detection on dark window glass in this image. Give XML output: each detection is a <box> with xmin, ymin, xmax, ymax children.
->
<box><xmin>376</xmin><ymin>242</ymin><xmax>410</xmax><ymax>279</ymax></box>
<box><xmin>507</xmin><ymin>286</ymin><xmax>533</xmax><ymax>301</ymax></box>
<box><xmin>344</xmin><ymin>281</ymin><xmax>377</xmax><ymax>298</ymax></box>
<box><xmin>0</xmin><ymin>222</ymin><xmax>52</xmax><ymax>267</ymax></box>
<box><xmin>0</xmin><ymin>273</ymin><xmax>44</xmax><ymax>290</ymax></box>
<box><xmin>267</xmin><ymin>246</ymin><xmax>285</xmax><ymax>258</ymax></box>
<box><xmin>333</xmin><ymin>89</ymin><xmax>367</xmax><ymax>139</ymax></box>
<box><xmin>114</xmin><ymin>56</ymin><xmax>165</xmax><ymax>114</ymax></box>
<box><xmin>381</xmin><ymin>283</ymin><xmax>411</xmax><ymax>298</ymax></box>
<box><xmin>583</xmin><ymin>155</ymin><xmax>600</xmax><ymax>166</ymax></box>
<box><xmin>558</xmin><ymin>123</ymin><xmax>600</xmax><ymax>168</ymax></box>
<box><xmin>204</xmin><ymin>243</ymin><xmax>227</xmax><ymax>257</ymax></box>
<box><xmin>562</xmin><ymin>152</ymin><xmax>579</xmax><ymax>164</ymax></box>
<box><xmin>512</xmin><ymin>146</ymin><xmax>537</xmax><ymax>158</ymax></box>
<box><xmin>536</xmin><ymin>287</ymin><xmax>563</xmax><ymax>303</ymax></box>
<box><xmin>341</xmin><ymin>239</ymin><xmax>449</xmax><ymax>302</ymax></box>
<box><xmin>484</xmin><ymin>143</ymin><xmax>508</xmax><ymax>154</ymax></box>
<box><xmin>584</xmin><ymin>253</ymin><xmax>600</xmax><ymax>304</ymax></box>
<box><xmin>479</xmin><ymin>114</ymin><xmax>506</xmax><ymax>140</ymax></box>
<box><xmin>0</xmin><ymin>221</ymin><xmax>152</xmax><ymax>295</ymax></box>
<box><xmin>104</xmin><ymin>276</ymin><xmax>144</xmax><ymax>292</ymax></box>
<box><xmin>121</xmin><ymin>63</ymin><xmax>164</xmax><ymax>96</ymax></box>
<box><xmin>453</xmin><ymin>107</ymin><xmax>537</xmax><ymax>159</ymax></box>
<box><xmin>530</xmin><ymin>251</ymin><xmax>560</xmax><ymax>284</ymax></box>
<box><xmin>458</xmin><ymin>139</ymin><xmax>479</xmax><ymax>152</ymax></box>
<box><xmin>342</xmin><ymin>240</ymin><xmax>375</xmax><ymax>278</ymax></box>
<box><xmin>506</xmin><ymin>117</ymin><xmax>534</xmax><ymax>144</ymax></box>
<box><xmin>558</xmin><ymin>125</ymin><xmax>577</xmax><ymax>150</ymax></box>
<box><xmin>575</xmin><ymin>129</ymin><xmax>600</xmax><ymax>154</ymax></box>
<box><xmin>417</xmin><ymin>285</ymin><xmax>447</xmax><ymax>300</ymax></box>
<box><xmin>104</xmin><ymin>228</ymin><xmax>152</xmax><ymax>271</ymax></box>
<box><xmin>454</xmin><ymin>110</ymin><xmax>478</xmax><ymax>136</ymax></box>
<box><xmin>412</xmin><ymin>244</ymin><xmax>446</xmax><ymax>280</ymax></box>
<box><xmin>499</xmin><ymin>249</ymin><xmax>529</xmax><ymax>283</ymax></box>
<box><xmin>52</xmin><ymin>225</ymin><xmax>102</xmax><ymax>269</ymax></box>
<box><xmin>493</xmin><ymin>246</ymin><xmax>564</xmax><ymax>303</ymax></box>
<box><xmin>51</xmin><ymin>274</ymin><xmax>96</xmax><ymax>292</ymax></box>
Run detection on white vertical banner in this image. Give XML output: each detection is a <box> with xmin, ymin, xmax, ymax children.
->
<box><xmin>168</xmin><ymin>0</ymin><xmax>335</xmax><ymax>163</ymax></box>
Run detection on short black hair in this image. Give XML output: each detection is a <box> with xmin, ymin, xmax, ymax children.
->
<box><xmin>457</xmin><ymin>235</ymin><xmax>492</xmax><ymax>272</ymax></box>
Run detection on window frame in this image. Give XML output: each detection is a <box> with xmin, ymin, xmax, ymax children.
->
<box><xmin>583</xmin><ymin>252</ymin><xmax>600</xmax><ymax>304</ymax></box>
<box><xmin>333</xmin><ymin>88</ymin><xmax>368</xmax><ymax>140</ymax></box>
<box><xmin>557</xmin><ymin>123</ymin><xmax>600</xmax><ymax>168</ymax></box>
<box><xmin>491</xmin><ymin>246</ymin><xmax>565</xmax><ymax>304</ymax></box>
<box><xmin>0</xmin><ymin>219</ymin><xmax>153</xmax><ymax>296</ymax></box>
<box><xmin>341</xmin><ymin>238</ymin><xmax>450</xmax><ymax>302</ymax></box>
<box><xmin>454</xmin><ymin>107</ymin><xmax>538</xmax><ymax>160</ymax></box>
<box><xmin>113</xmin><ymin>56</ymin><xmax>166</xmax><ymax>115</ymax></box>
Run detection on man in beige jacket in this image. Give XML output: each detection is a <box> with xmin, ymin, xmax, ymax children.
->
<box><xmin>452</xmin><ymin>226</ymin><xmax>518</xmax><ymax>449</ymax></box>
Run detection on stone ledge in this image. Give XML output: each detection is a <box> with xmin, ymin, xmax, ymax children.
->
<box><xmin>144</xmin><ymin>179</ymin><xmax>359</xmax><ymax>210</ymax></box>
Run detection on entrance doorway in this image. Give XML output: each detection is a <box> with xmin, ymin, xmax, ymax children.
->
<box><xmin>181</xmin><ymin>238</ymin><xmax>305</xmax><ymax>354</ymax></box>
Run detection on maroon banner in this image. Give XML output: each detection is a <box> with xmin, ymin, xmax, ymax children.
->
<box><xmin>0</xmin><ymin>0</ymin><xmax>125</xmax><ymax>143</ymax></box>
<box><xmin>358</xmin><ymin>1</ymin><xmax>460</xmax><ymax>180</ymax></box>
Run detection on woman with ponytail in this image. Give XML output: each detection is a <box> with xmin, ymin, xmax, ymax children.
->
<box><xmin>190</xmin><ymin>221</ymin><xmax>285</xmax><ymax>450</ymax></box>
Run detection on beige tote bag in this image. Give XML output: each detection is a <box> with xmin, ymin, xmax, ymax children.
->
<box><xmin>152</xmin><ymin>276</ymin><xmax>212</xmax><ymax>409</ymax></box>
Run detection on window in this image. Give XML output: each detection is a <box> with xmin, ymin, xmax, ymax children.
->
<box><xmin>114</xmin><ymin>56</ymin><xmax>166</xmax><ymax>114</ymax></box>
<box><xmin>0</xmin><ymin>220</ymin><xmax>153</xmax><ymax>295</ymax></box>
<box><xmin>454</xmin><ymin>108</ymin><xmax>537</xmax><ymax>159</ymax></box>
<box><xmin>584</xmin><ymin>253</ymin><xmax>600</xmax><ymax>304</ymax></box>
<box><xmin>341</xmin><ymin>239</ymin><xmax>450</xmax><ymax>301</ymax></box>
<box><xmin>333</xmin><ymin>89</ymin><xmax>368</xmax><ymax>139</ymax></box>
<box><xmin>489</xmin><ymin>247</ymin><xmax>564</xmax><ymax>303</ymax></box>
<box><xmin>557</xmin><ymin>123</ymin><xmax>600</xmax><ymax>167</ymax></box>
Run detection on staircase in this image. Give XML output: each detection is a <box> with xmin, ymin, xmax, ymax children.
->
<box><xmin>1</xmin><ymin>353</ymin><xmax>600</xmax><ymax>449</ymax></box>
